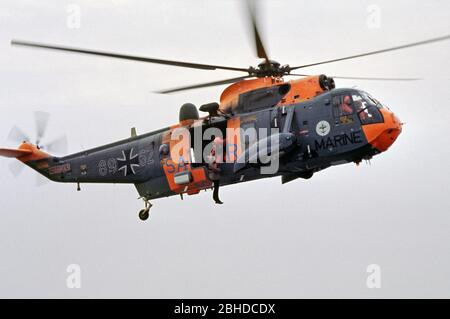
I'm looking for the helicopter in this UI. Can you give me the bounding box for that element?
[1,2,449,221]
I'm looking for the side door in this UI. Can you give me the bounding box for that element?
[161,123,212,196]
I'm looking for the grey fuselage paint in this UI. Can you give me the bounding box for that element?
[26,88,379,201]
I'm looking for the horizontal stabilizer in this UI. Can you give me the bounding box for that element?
[0,148,33,158]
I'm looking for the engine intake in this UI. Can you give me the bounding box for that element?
[319,74,336,91]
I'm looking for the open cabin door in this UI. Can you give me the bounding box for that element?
[161,122,212,196]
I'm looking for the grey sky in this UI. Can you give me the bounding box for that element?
[0,0,449,298]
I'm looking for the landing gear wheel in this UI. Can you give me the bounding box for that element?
[138,197,153,221]
[138,208,149,221]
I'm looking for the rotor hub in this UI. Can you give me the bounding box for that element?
[249,60,290,78]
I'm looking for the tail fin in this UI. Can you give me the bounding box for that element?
[0,148,32,158]
[0,142,51,161]
[0,142,53,177]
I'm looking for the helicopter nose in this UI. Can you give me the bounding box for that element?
[362,109,402,152]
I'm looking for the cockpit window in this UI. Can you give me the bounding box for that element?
[361,91,383,108]
[353,91,383,124]
[332,94,354,124]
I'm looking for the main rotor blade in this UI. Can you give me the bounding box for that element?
[246,0,270,64]
[156,75,252,94]
[289,35,450,70]
[7,126,30,144]
[12,40,249,73]
[34,111,50,145]
[290,73,421,81]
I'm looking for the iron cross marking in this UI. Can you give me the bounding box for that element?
[117,148,139,176]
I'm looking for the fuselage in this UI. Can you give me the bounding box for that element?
[17,87,402,202]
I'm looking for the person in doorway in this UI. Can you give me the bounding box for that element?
[207,136,224,204]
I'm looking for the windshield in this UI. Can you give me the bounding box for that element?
[352,91,384,124]
[360,91,383,108]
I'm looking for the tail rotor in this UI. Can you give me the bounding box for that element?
[5,111,68,185]
[34,111,50,147]
[44,134,68,154]
[7,125,30,144]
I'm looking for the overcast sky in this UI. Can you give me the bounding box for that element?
[0,0,449,298]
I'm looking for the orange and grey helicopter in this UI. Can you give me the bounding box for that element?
[1,3,449,220]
